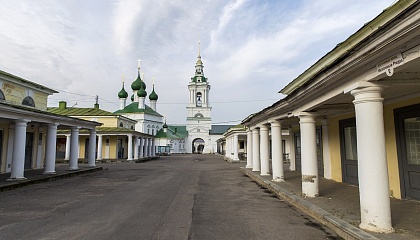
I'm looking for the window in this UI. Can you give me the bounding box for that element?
[194,113,204,118]
[0,90,5,100]
[196,92,202,107]
[119,122,123,127]
[22,96,35,107]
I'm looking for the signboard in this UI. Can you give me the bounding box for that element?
[377,53,404,77]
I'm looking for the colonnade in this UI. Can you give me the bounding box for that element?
[8,122,95,180]
[244,85,393,233]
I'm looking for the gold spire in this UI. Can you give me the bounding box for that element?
[198,40,201,57]
[122,74,125,83]
[137,59,141,70]
[152,76,155,86]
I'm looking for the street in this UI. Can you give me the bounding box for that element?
[0,155,341,240]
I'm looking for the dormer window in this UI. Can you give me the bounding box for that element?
[22,96,35,107]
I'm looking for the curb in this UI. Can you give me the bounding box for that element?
[0,167,103,192]
[240,167,379,240]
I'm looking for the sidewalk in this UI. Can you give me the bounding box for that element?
[241,168,420,240]
[0,164,103,192]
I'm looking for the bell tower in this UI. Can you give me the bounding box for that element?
[186,42,212,152]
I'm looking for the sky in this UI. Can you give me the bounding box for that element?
[0,0,396,125]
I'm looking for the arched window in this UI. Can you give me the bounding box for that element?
[0,90,5,101]
[119,122,123,127]
[131,125,134,130]
[194,113,204,118]
[22,96,35,107]
[196,92,202,107]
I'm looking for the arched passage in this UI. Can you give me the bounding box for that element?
[192,138,205,154]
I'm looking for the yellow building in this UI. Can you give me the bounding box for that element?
[48,101,155,161]
[241,0,420,233]
[0,70,100,179]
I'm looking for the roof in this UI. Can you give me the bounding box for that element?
[0,69,58,94]
[210,125,235,135]
[113,102,163,117]
[48,106,116,116]
[58,127,149,135]
[155,125,188,139]
[0,101,101,128]
[280,0,416,95]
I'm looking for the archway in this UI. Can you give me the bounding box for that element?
[192,138,205,154]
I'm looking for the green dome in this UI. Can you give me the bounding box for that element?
[131,72,146,91]
[131,94,134,102]
[137,83,147,98]
[149,86,158,101]
[118,83,128,98]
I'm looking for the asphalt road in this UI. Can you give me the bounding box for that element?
[0,154,341,240]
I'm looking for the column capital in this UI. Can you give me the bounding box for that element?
[15,118,30,126]
[351,86,384,105]
[297,112,316,123]
[47,123,59,129]
[269,120,282,127]
[89,128,96,134]
[259,124,269,131]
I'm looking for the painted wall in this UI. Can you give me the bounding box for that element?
[0,81,49,110]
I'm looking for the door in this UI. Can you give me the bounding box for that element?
[85,138,89,159]
[117,139,124,159]
[294,132,301,171]
[339,118,358,185]
[24,132,34,169]
[395,104,420,200]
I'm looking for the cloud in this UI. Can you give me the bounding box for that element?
[0,0,395,124]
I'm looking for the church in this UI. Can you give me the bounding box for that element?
[155,46,232,154]
[114,61,164,136]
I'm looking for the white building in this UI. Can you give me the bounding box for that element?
[155,46,233,153]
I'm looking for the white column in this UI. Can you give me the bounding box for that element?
[321,119,332,179]
[64,134,71,160]
[44,123,58,174]
[139,137,144,158]
[299,113,318,197]
[9,119,30,180]
[351,86,393,233]
[134,136,139,160]
[151,138,156,157]
[233,134,239,161]
[144,138,149,157]
[148,138,152,157]
[97,134,103,160]
[127,134,133,161]
[271,121,284,182]
[88,129,96,167]
[68,127,80,170]
[246,129,253,168]
[259,125,270,176]
[252,128,260,172]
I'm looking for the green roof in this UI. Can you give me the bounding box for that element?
[113,102,163,117]
[48,106,117,116]
[191,76,207,83]
[58,127,140,134]
[155,125,188,139]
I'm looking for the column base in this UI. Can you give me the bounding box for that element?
[7,177,27,181]
[87,164,96,168]
[360,223,394,234]
[245,164,253,168]
[260,173,270,176]
[67,167,79,171]
[43,171,56,175]
[252,168,261,172]
[272,177,284,182]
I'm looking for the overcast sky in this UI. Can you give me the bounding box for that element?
[0,0,396,125]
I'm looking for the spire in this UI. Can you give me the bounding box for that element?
[131,60,142,91]
[198,40,201,58]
